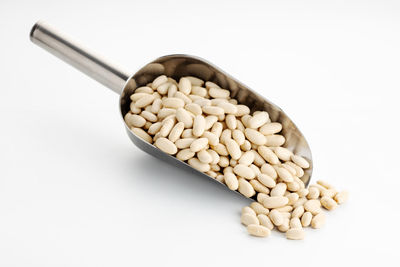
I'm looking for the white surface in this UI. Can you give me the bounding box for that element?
[1,0,399,266]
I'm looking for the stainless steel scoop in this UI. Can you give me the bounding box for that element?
[30,21,313,195]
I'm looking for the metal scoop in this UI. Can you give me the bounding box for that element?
[30,21,313,195]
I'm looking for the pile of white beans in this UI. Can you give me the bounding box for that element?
[125,75,348,240]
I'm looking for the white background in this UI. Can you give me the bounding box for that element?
[1,0,399,266]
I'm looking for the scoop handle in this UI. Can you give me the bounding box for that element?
[30,21,130,94]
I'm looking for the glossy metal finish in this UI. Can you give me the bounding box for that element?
[30,21,313,195]
[30,21,129,94]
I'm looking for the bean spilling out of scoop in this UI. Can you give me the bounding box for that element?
[125,75,348,240]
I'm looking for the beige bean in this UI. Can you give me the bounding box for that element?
[226,115,237,130]
[135,94,155,108]
[162,97,185,109]
[184,76,204,86]
[175,138,195,149]
[197,149,213,164]
[241,213,259,226]
[234,164,255,180]
[301,211,312,227]
[320,196,338,210]
[158,108,176,119]
[274,206,293,213]
[159,118,175,137]
[311,212,326,229]
[245,128,267,146]
[291,155,310,169]
[202,106,224,116]
[190,138,209,152]
[281,163,296,176]
[226,139,242,160]
[238,178,256,198]
[215,174,224,182]
[207,149,220,165]
[178,77,191,95]
[224,172,239,190]
[287,181,301,192]
[265,134,285,147]
[285,161,304,177]
[257,214,274,230]
[269,209,284,226]
[205,81,220,89]
[274,147,293,162]
[191,86,208,97]
[263,196,289,209]
[194,98,211,107]
[232,130,245,146]
[321,188,337,198]
[188,158,210,172]
[334,191,349,204]
[156,82,170,95]
[219,129,231,145]
[236,105,250,116]
[125,114,146,128]
[257,193,269,203]
[257,146,280,165]
[167,84,178,97]
[167,122,184,142]
[250,202,269,215]
[277,219,290,233]
[130,92,150,102]
[181,129,193,138]
[270,183,287,197]
[218,156,229,167]
[238,151,255,166]
[289,217,303,229]
[148,122,162,135]
[204,115,218,130]
[260,163,278,179]
[155,137,178,155]
[287,193,300,205]
[141,111,158,122]
[242,206,256,216]
[176,108,193,128]
[131,127,152,143]
[304,199,322,215]
[297,188,309,198]
[247,224,271,237]
[257,173,276,188]
[307,186,320,199]
[176,149,195,161]
[240,140,252,152]
[211,122,223,137]
[317,180,335,190]
[185,103,202,116]
[293,197,308,208]
[259,122,282,135]
[250,180,270,194]
[174,91,192,104]
[192,115,206,137]
[248,111,269,129]
[212,143,229,156]
[286,228,305,240]
[276,167,294,183]
[209,87,230,99]
[135,86,153,94]
[218,102,238,114]
[130,103,141,114]
[201,131,218,146]
[292,206,305,218]
[152,75,168,89]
